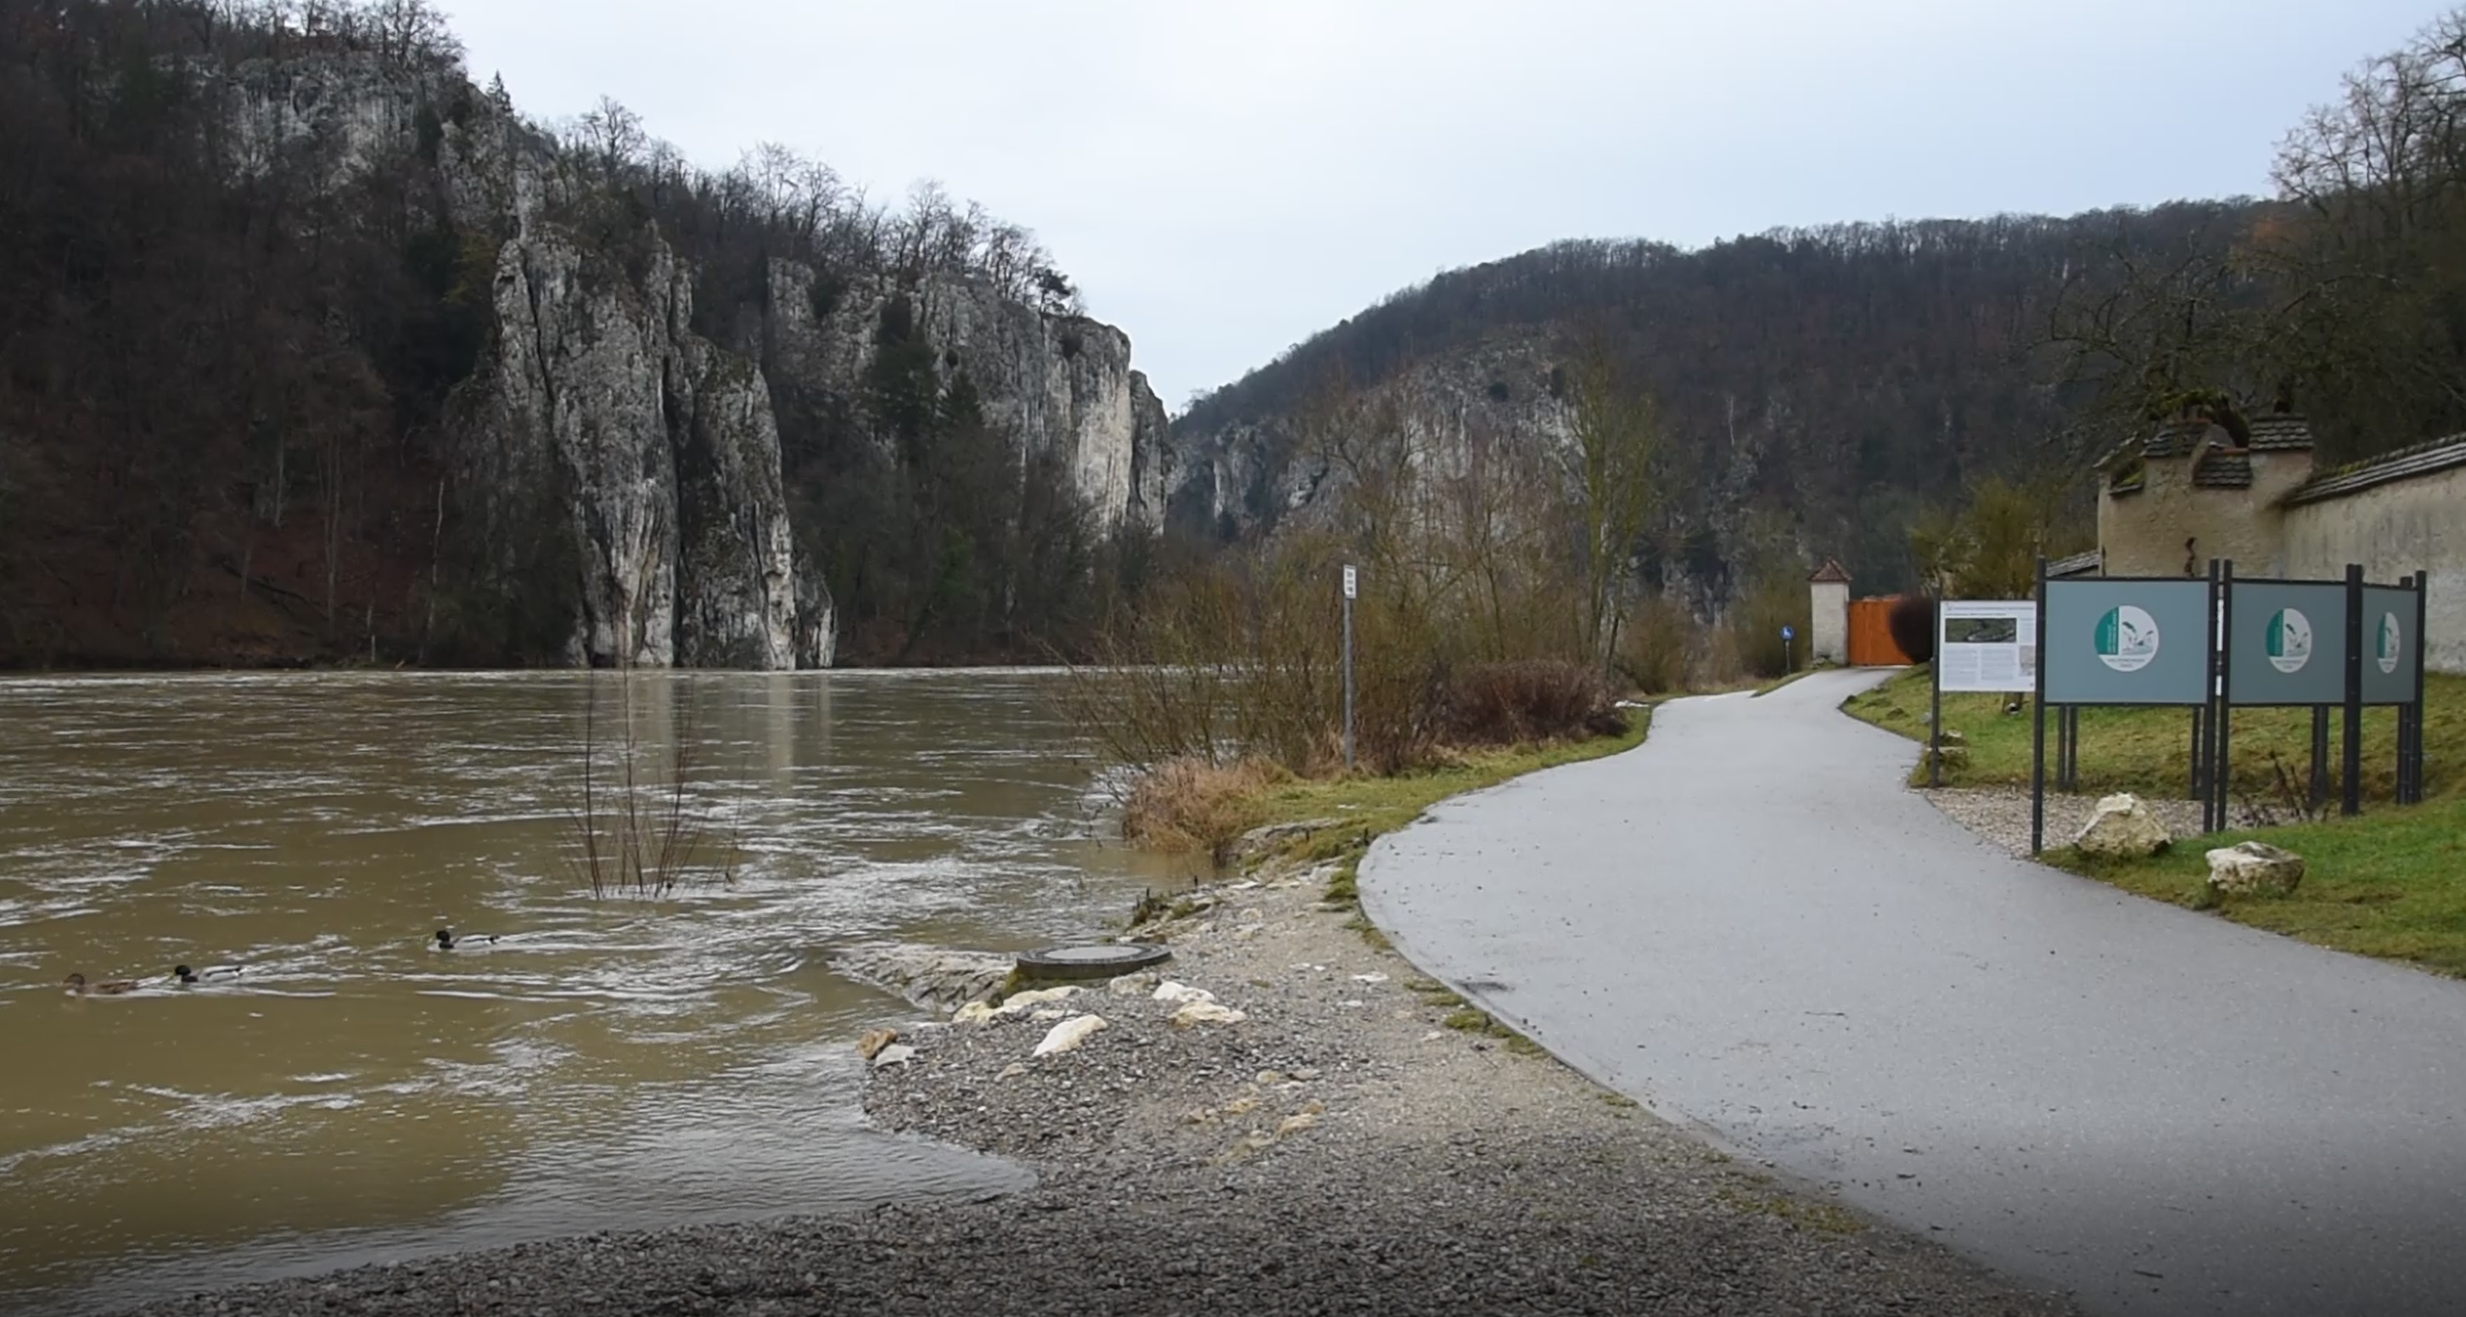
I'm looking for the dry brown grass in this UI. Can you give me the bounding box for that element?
[1120,756,1289,856]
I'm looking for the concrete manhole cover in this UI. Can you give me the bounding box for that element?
[1014,943,1173,980]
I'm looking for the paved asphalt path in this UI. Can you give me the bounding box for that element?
[1359,669,2466,1316]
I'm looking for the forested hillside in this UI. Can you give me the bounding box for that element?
[1171,11,2466,600]
[0,0,1163,668]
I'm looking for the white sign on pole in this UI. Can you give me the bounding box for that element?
[1342,565,1358,600]
[1938,600,2037,693]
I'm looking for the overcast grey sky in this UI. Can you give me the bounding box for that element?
[436,1,2444,410]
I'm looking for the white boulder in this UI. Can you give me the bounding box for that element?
[1153,981,1217,1006]
[1171,1000,1248,1028]
[997,986,1081,1014]
[2074,793,2172,859]
[2206,841,2305,896]
[1032,1014,1108,1057]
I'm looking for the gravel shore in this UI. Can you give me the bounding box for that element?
[109,850,2079,1317]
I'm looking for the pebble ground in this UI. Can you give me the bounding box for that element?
[109,856,2080,1317]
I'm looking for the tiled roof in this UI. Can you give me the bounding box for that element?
[2142,419,2210,459]
[2247,414,2314,450]
[1808,558,1852,584]
[2287,433,2466,505]
[2193,449,2253,488]
[2048,548,2103,578]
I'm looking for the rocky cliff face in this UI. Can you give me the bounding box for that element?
[1166,336,1575,539]
[1165,334,1776,613]
[453,228,813,669]
[216,53,1157,668]
[765,263,1168,532]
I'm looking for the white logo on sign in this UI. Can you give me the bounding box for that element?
[2265,608,2314,675]
[2379,612,2402,675]
[2095,605,2160,673]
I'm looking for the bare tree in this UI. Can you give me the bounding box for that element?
[1557,330,1662,661]
[573,95,646,178]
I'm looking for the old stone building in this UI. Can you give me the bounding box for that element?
[2085,412,2466,673]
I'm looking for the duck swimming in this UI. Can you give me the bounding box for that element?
[63,973,140,996]
[433,929,499,950]
[173,964,242,985]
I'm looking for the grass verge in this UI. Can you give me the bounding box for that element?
[2049,797,2466,976]
[1250,710,1653,911]
[1251,711,1651,858]
[1847,664,2466,976]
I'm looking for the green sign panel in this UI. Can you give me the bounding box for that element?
[2360,584,2422,705]
[2043,579,2214,705]
[2226,581,2348,706]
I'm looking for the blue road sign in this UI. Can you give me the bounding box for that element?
[1782,625,1795,641]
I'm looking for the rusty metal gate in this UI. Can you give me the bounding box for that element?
[1848,598,1916,666]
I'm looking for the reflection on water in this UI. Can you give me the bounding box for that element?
[0,670,1189,1314]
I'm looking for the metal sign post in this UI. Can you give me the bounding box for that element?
[2343,564,2364,817]
[1929,625,1943,789]
[2030,560,2048,854]
[1342,564,1357,773]
[2413,568,2430,802]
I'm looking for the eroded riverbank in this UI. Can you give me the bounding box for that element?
[109,840,2077,1317]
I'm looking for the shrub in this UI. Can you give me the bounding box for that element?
[1615,594,1696,695]
[1120,756,1284,857]
[1445,659,1627,746]
[1726,564,1812,679]
[1887,593,1937,663]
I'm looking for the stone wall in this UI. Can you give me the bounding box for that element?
[2284,462,2466,674]
[2096,441,2314,580]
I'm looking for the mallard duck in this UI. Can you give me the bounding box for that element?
[173,964,242,985]
[433,928,499,950]
[64,972,140,996]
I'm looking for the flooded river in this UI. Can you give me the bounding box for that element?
[0,670,1187,1314]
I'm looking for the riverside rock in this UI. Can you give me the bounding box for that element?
[2073,793,2172,859]
[2206,841,2306,896]
[1170,1001,1248,1028]
[1031,1015,1108,1057]
[830,944,1013,1014]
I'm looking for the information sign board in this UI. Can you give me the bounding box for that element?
[1937,600,2036,693]
[2042,579,2212,706]
[2225,581,2348,706]
[2360,584,2422,705]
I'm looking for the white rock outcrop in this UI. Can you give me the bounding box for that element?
[2206,841,2306,896]
[215,54,1162,671]
[454,227,807,669]
[764,263,1168,534]
[2074,793,2172,859]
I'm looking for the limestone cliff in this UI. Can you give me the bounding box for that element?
[452,227,812,669]
[1165,333,1777,613]
[764,263,1167,532]
[214,50,1161,668]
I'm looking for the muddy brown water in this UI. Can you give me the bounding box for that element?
[0,670,1190,1315]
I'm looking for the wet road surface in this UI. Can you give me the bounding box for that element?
[1360,669,2466,1316]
